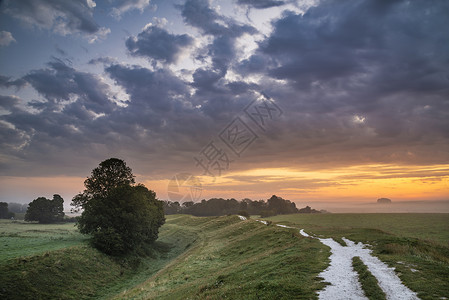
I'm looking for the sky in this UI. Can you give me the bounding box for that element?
[0,0,448,211]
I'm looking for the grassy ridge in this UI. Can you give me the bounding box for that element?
[268,213,449,299]
[117,215,329,299]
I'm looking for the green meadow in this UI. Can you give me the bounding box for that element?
[0,221,87,263]
[1,213,448,299]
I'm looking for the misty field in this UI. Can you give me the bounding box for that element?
[1,214,448,299]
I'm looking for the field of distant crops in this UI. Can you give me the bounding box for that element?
[1,214,448,299]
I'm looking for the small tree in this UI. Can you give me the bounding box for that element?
[25,195,65,223]
[72,158,165,255]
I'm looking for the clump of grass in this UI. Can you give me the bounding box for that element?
[334,237,347,246]
[352,256,386,300]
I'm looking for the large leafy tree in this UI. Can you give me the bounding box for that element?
[72,158,165,256]
[25,194,65,223]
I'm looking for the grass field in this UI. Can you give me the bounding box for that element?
[1,213,448,299]
[267,213,449,299]
[0,220,87,263]
[267,213,449,246]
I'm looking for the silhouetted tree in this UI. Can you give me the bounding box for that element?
[25,195,64,223]
[182,201,194,209]
[163,201,181,214]
[161,196,321,217]
[298,206,321,213]
[72,158,135,211]
[267,195,298,215]
[0,202,14,219]
[72,158,165,256]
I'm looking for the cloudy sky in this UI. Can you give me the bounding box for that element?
[1,0,448,209]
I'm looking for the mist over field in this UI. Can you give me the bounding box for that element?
[310,200,449,213]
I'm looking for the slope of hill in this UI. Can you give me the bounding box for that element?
[116,215,329,299]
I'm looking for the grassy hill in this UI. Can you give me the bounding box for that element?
[1,214,448,299]
[116,215,328,299]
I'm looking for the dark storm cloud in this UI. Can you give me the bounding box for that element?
[1,0,448,180]
[172,0,261,125]
[1,57,211,176]
[181,0,255,72]
[255,0,449,95]
[2,0,101,35]
[0,95,19,110]
[0,75,27,89]
[88,57,117,66]
[180,0,227,35]
[232,0,449,168]
[237,0,286,9]
[23,59,115,114]
[106,64,189,112]
[180,0,256,36]
[126,25,193,64]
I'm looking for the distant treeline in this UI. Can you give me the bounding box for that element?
[0,201,78,222]
[163,195,323,217]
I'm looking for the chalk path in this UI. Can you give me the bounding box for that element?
[298,229,420,300]
[246,220,419,300]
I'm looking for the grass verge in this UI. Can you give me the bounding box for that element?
[352,256,386,300]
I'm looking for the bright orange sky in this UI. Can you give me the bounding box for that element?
[3,163,447,212]
[143,163,449,202]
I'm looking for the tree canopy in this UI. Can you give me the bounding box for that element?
[25,194,64,223]
[72,158,165,256]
